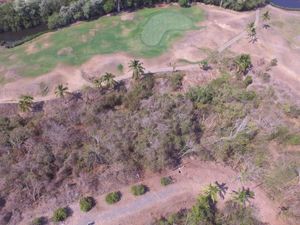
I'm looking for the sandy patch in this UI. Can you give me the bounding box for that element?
[57,47,73,56]
[293,35,300,47]
[25,33,52,54]
[121,12,135,21]
[89,29,97,37]
[0,64,89,103]
[26,44,38,54]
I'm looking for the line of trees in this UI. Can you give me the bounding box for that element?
[0,0,269,33]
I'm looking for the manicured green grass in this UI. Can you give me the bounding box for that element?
[141,11,194,46]
[0,6,204,78]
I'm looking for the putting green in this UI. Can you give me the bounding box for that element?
[141,12,194,46]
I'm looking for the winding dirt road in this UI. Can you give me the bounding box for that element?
[55,160,284,225]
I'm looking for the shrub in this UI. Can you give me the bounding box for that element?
[243,76,253,87]
[286,134,300,145]
[187,86,214,104]
[117,64,124,72]
[94,93,122,112]
[170,73,184,91]
[235,54,252,75]
[52,207,68,222]
[123,75,154,111]
[79,196,94,212]
[283,104,300,118]
[270,126,289,141]
[222,201,263,225]
[105,191,121,204]
[200,60,210,70]
[131,184,147,196]
[160,176,173,186]
[31,217,43,225]
[179,0,189,7]
[270,58,278,67]
[103,0,115,13]
[47,13,62,30]
[236,90,256,101]
[261,72,271,82]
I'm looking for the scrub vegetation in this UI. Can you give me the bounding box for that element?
[0,52,299,224]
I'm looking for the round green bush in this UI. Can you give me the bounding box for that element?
[105,191,121,204]
[131,184,147,196]
[52,207,68,222]
[79,197,95,212]
[31,217,43,225]
[160,176,173,186]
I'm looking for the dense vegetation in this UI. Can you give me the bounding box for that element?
[154,183,263,225]
[0,0,268,33]
[0,53,299,224]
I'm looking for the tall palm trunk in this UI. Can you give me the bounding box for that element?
[116,0,121,13]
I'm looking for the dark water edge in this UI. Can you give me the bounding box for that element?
[0,24,48,48]
[271,0,300,9]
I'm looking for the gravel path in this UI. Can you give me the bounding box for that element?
[62,160,284,225]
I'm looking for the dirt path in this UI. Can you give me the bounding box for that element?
[218,9,259,53]
[0,64,202,104]
[26,160,283,225]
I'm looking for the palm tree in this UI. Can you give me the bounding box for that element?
[262,11,270,29]
[235,54,252,75]
[55,84,69,98]
[247,22,255,33]
[200,60,210,71]
[101,72,118,89]
[247,21,257,43]
[18,95,34,112]
[203,183,222,203]
[232,187,255,206]
[129,59,145,81]
[93,78,103,89]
